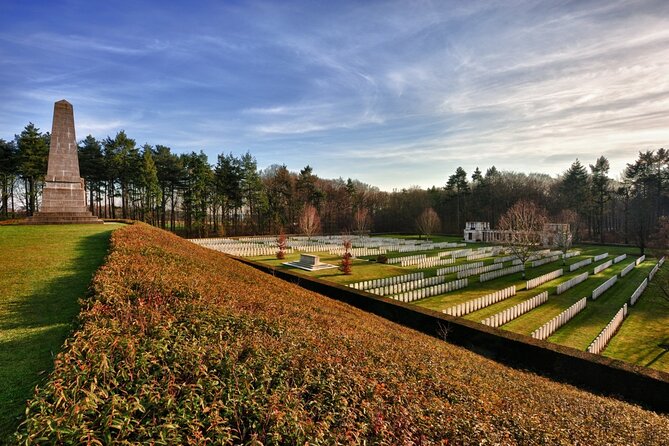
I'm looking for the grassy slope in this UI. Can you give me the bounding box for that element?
[0,224,117,441]
[16,224,669,444]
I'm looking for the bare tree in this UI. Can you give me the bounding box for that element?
[353,207,371,236]
[416,207,441,240]
[498,199,548,278]
[299,204,321,240]
[553,209,576,264]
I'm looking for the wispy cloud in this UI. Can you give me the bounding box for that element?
[0,0,667,190]
[1,32,148,56]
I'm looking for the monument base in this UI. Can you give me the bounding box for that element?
[28,178,103,224]
[29,211,103,224]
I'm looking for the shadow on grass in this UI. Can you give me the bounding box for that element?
[0,229,112,444]
[646,343,669,368]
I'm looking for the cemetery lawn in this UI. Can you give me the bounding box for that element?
[0,224,118,441]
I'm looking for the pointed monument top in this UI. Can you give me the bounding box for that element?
[46,99,79,181]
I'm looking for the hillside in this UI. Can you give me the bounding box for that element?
[16,224,669,444]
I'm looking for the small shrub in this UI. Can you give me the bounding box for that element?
[376,254,388,264]
[276,231,287,260]
[339,238,353,274]
[340,252,353,274]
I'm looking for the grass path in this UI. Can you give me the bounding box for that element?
[0,224,118,441]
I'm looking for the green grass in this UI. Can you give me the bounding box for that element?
[0,224,118,442]
[604,269,669,370]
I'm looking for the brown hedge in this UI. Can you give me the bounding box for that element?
[15,223,669,444]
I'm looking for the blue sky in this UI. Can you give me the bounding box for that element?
[1,0,667,190]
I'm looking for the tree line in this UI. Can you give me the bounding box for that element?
[1,123,666,249]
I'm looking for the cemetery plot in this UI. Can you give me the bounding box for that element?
[569,258,592,271]
[443,286,516,317]
[592,275,617,300]
[480,264,524,282]
[531,298,587,340]
[392,279,468,303]
[203,234,666,371]
[531,254,560,268]
[587,304,628,354]
[481,291,549,328]
[629,279,648,306]
[593,252,609,262]
[365,275,446,296]
[456,263,502,278]
[526,269,563,290]
[451,252,655,356]
[649,256,666,280]
[593,259,613,274]
[620,262,635,277]
[193,234,466,259]
[359,244,665,371]
[349,272,424,291]
[563,250,580,259]
[556,272,588,294]
[436,261,484,275]
[357,249,564,306]
[543,259,655,351]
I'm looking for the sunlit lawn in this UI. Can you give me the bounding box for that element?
[604,270,669,371]
[0,224,118,441]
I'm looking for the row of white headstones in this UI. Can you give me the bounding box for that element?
[195,236,663,356]
[192,235,465,257]
[347,247,664,356]
[350,249,597,298]
[349,248,562,302]
[537,256,663,352]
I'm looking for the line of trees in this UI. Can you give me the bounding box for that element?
[1,126,383,236]
[376,154,669,252]
[1,123,667,250]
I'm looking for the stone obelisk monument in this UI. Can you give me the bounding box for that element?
[29,100,102,224]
